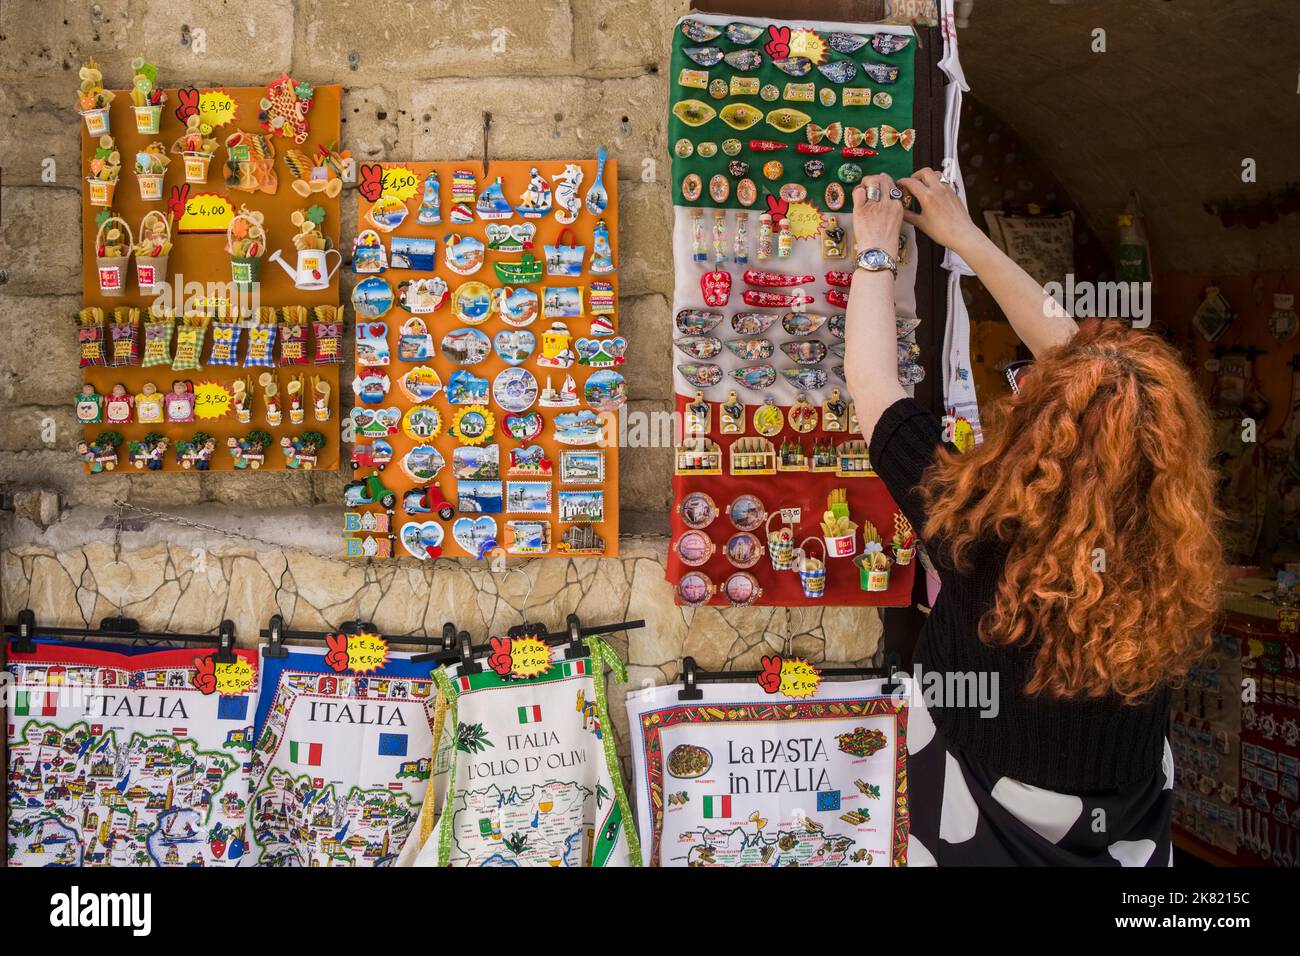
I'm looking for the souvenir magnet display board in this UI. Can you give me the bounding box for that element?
[78,76,342,472]
[248,645,445,867]
[6,639,260,867]
[347,160,621,560]
[626,677,909,866]
[667,15,918,606]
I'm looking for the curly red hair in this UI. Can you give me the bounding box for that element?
[921,320,1223,702]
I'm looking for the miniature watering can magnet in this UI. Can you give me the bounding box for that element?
[269,247,341,290]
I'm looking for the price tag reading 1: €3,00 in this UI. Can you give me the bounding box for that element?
[509,637,551,679]
[347,632,390,674]
[778,658,823,700]
[213,658,255,696]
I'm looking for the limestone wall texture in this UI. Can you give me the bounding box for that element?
[0,0,885,759]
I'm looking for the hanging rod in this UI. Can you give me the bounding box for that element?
[5,609,237,662]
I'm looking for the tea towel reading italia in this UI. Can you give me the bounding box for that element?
[404,637,639,866]
[626,678,910,866]
[248,645,445,866]
[6,639,259,867]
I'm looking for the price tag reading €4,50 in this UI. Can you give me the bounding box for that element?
[213,657,255,696]
[508,636,551,679]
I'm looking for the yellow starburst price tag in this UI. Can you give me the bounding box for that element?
[381,165,420,201]
[347,632,390,674]
[778,658,822,699]
[193,381,232,420]
[509,636,551,678]
[214,658,254,696]
[197,90,238,128]
[786,201,824,240]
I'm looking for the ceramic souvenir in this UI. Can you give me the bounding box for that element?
[486,222,536,253]
[349,272,396,319]
[514,167,552,218]
[575,336,626,367]
[553,409,605,445]
[503,410,544,443]
[782,340,828,365]
[493,367,539,413]
[475,177,513,220]
[537,322,575,369]
[443,234,485,276]
[678,490,718,530]
[681,18,721,41]
[351,229,387,274]
[495,286,540,328]
[453,281,494,325]
[676,309,722,335]
[366,194,408,233]
[725,338,774,362]
[352,370,392,405]
[537,374,580,408]
[782,311,828,335]
[553,163,584,224]
[584,145,609,216]
[448,405,495,445]
[401,521,446,560]
[678,363,723,388]
[416,171,441,225]
[397,317,435,362]
[732,364,777,390]
[584,370,626,412]
[441,327,491,365]
[390,235,438,271]
[675,570,715,607]
[719,391,744,434]
[677,335,724,360]
[355,322,390,366]
[781,367,828,391]
[493,328,536,365]
[446,370,490,405]
[400,366,443,404]
[494,253,544,284]
[401,444,447,483]
[753,398,784,436]
[675,530,715,568]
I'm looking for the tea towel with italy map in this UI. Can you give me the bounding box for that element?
[247,644,447,866]
[626,676,911,866]
[402,636,639,866]
[6,639,259,867]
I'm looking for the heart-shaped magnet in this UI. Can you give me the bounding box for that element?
[503,410,544,443]
[400,521,445,560]
[452,515,498,559]
[575,336,627,367]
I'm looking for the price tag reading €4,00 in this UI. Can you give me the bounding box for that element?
[213,658,255,696]
[346,632,390,674]
[509,636,551,679]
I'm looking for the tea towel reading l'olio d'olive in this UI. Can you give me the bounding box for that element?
[401,637,640,867]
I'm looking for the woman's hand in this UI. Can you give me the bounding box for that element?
[852,174,906,254]
[897,167,982,254]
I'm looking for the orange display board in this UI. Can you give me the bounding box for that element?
[347,160,620,560]
[78,83,342,472]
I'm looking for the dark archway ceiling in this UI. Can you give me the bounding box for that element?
[957,0,1300,274]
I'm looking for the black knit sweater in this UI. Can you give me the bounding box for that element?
[869,397,1169,793]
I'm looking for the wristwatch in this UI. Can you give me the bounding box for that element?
[855,247,898,275]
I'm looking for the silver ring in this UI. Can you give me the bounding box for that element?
[889,186,904,201]
[866,184,881,202]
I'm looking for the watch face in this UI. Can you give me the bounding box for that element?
[859,249,890,270]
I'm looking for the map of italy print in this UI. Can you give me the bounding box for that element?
[6,640,259,867]
[247,645,444,867]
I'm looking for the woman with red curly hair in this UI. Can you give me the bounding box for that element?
[845,169,1222,866]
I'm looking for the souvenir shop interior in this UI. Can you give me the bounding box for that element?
[1,0,1298,872]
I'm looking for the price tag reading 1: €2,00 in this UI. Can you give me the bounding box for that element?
[213,658,255,696]
[347,632,390,674]
[509,637,551,679]
[778,658,822,700]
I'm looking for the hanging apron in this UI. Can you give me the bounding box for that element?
[405,636,639,867]
[625,676,911,866]
[6,638,260,867]
[246,645,446,866]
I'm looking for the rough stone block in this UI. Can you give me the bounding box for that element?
[0,188,81,295]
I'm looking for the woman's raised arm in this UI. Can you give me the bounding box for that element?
[898,167,1078,357]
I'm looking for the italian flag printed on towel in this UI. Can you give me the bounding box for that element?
[249,645,448,868]
[289,741,323,766]
[517,704,543,724]
[702,795,732,819]
[5,639,260,868]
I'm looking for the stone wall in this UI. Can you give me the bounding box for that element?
[0,0,886,759]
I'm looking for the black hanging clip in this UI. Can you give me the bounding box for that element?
[11,608,37,654]
[457,629,480,674]
[214,619,238,665]
[507,621,548,642]
[563,613,585,660]
[98,615,140,635]
[441,621,457,652]
[678,656,703,701]
[264,613,289,659]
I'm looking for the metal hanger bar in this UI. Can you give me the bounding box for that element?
[684,665,891,683]
[4,625,223,646]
